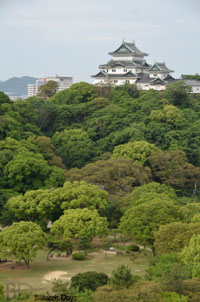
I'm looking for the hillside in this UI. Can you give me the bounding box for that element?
[0,76,38,96]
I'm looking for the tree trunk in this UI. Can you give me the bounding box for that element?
[151,246,156,257]
[46,248,55,260]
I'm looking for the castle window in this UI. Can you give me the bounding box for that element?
[114,80,118,83]
[153,74,157,77]
[124,69,127,72]
[125,80,130,83]
[112,69,116,72]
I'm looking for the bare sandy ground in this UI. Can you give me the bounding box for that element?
[43,271,71,283]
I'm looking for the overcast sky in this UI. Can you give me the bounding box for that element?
[0,0,200,83]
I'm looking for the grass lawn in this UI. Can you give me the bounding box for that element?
[0,248,150,295]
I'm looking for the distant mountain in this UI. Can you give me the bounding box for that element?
[0,76,38,97]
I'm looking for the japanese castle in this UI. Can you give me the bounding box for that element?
[92,40,176,91]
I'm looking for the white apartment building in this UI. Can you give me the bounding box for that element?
[27,74,73,97]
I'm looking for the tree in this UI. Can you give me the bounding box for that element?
[85,104,132,141]
[109,83,140,103]
[155,222,200,255]
[112,141,160,165]
[146,253,182,282]
[0,221,47,267]
[164,81,191,107]
[178,203,200,223]
[60,181,109,212]
[36,136,66,169]
[71,271,108,292]
[149,105,185,128]
[110,265,134,289]
[78,231,92,254]
[182,74,200,81]
[93,281,164,302]
[0,91,11,105]
[91,97,110,111]
[4,148,65,193]
[120,200,179,255]
[121,182,177,208]
[6,181,109,224]
[181,234,200,278]
[0,137,65,194]
[50,81,97,104]
[46,237,73,260]
[51,208,109,239]
[147,150,200,193]
[67,158,152,198]
[52,129,96,168]
[37,80,58,98]
[162,292,188,302]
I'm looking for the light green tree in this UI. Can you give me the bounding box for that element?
[112,140,160,165]
[121,182,177,208]
[60,181,109,212]
[155,222,200,254]
[0,221,47,267]
[51,208,109,239]
[181,234,200,278]
[50,81,97,104]
[6,181,109,223]
[120,200,179,255]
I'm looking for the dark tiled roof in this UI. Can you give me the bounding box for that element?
[91,71,108,78]
[99,60,136,68]
[149,78,166,85]
[136,73,151,83]
[91,71,137,78]
[183,79,200,86]
[163,75,176,83]
[99,59,150,69]
[109,41,148,57]
[148,62,173,73]
[136,74,177,85]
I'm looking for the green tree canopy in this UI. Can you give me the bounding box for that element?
[0,91,11,105]
[110,265,134,289]
[67,158,151,198]
[52,129,96,168]
[120,199,179,254]
[178,203,200,223]
[121,182,177,208]
[38,80,59,98]
[6,181,108,223]
[181,234,200,278]
[0,221,47,266]
[112,141,160,165]
[51,208,109,239]
[149,105,185,128]
[155,222,200,254]
[71,271,108,292]
[147,150,200,193]
[164,81,191,107]
[50,82,97,104]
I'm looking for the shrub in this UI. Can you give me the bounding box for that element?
[127,244,140,252]
[110,265,134,289]
[72,253,85,260]
[71,271,108,292]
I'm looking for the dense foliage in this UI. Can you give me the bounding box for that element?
[1,81,200,301]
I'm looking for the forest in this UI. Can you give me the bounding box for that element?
[1,80,200,301]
